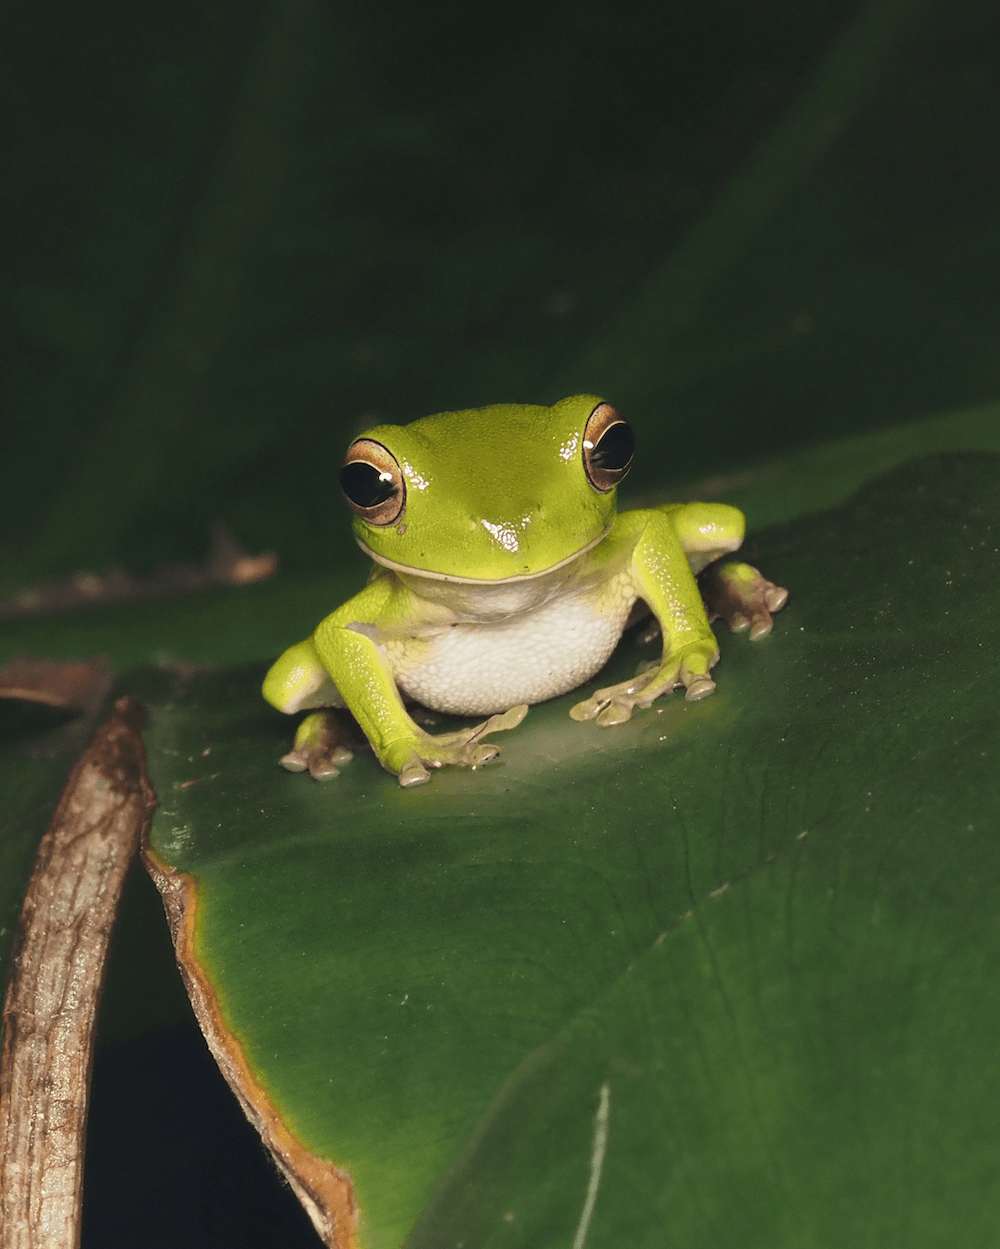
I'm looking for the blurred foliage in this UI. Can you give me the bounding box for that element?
[5,0,999,589]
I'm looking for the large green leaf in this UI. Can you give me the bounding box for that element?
[141,450,999,1245]
[409,713,1000,1248]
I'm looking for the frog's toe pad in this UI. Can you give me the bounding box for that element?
[469,742,502,767]
[280,748,342,781]
[765,584,789,614]
[309,748,353,781]
[595,697,634,727]
[569,694,602,722]
[399,757,431,787]
[684,676,716,701]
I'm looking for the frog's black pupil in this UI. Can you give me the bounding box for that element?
[341,461,397,509]
[591,422,634,470]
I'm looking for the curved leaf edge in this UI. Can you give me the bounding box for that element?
[140,839,359,1249]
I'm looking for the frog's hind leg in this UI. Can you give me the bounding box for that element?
[699,562,789,639]
[666,501,746,572]
[660,501,788,637]
[637,502,787,643]
[263,637,354,779]
[664,497,789,634]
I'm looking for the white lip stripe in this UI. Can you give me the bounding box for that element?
[572,1082,611,1249]
[355,525,611,585]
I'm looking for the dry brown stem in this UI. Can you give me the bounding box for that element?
[0,698,156,1249]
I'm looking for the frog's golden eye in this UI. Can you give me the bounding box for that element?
[341,439,406,525]
[582,402,634,492]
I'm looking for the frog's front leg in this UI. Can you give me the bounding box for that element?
[385,704,529,788]
[312,617,526,787]
[265,630,526,787]
[262,638,355,779]
[571,509,720,727]
[570,636,719,726]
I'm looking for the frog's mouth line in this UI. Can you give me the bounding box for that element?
[355,526,611,585]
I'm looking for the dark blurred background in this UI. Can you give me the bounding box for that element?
[4,0,998,593]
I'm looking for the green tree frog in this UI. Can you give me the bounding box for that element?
[263,395,787,787]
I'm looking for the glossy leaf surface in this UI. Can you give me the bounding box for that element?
[143,451,999,1245]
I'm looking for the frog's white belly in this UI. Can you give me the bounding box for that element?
[384,587,636,717]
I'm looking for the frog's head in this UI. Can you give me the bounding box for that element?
[339,395,634,582]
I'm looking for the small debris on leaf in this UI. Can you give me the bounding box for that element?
[0,524,277,621]
[0,655,111,712]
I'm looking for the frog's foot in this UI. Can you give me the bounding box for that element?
[700,561,788,640]
[388,704,530,788]
[280,711,355,781]
[570,639,719,727]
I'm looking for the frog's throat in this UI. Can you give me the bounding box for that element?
[355,526,612,585]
